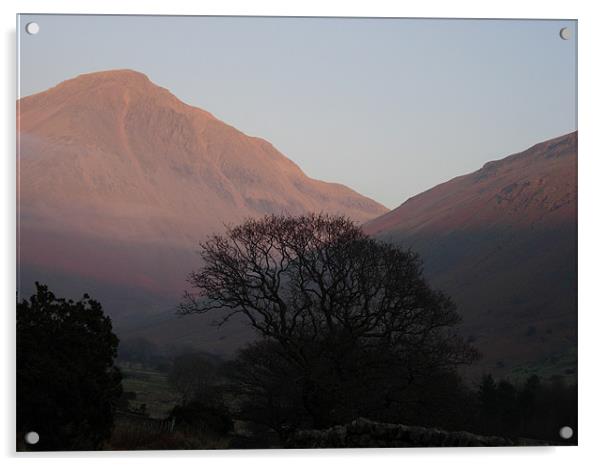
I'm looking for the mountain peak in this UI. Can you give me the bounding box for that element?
[47,69,167,105]
[20,69,182,113]
[18,69,388,262]
[59,69,152,89]
[18,68,220,152]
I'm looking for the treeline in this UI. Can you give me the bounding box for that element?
[471,374,576,441]
[151,348,576,446]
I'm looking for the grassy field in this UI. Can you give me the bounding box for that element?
[108,363,240,449]
[119,363,180,418]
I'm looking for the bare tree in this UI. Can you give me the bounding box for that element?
[180,214,478,427]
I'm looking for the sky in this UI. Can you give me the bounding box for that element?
[18,15,577,209]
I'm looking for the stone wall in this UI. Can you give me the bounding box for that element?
[287,418,547,448]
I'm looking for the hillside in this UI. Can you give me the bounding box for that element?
[365,132,577,377]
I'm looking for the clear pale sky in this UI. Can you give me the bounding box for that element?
[18,15,577,208]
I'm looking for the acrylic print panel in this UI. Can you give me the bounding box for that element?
[16,14,577,451]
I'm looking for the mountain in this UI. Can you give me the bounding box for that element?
[17,69,387,351]
[365,132,577,378]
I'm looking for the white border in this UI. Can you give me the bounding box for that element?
[2,1,601,465]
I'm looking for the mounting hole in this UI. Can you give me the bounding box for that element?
[559,426,573,439]
[24,431,40,445]
[559,27,571,40]
[25,22,40,35]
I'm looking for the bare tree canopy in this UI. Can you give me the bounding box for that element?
[181,214,478,429]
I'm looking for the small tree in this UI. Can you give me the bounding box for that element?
[181,214,478,428]
[17,283,122,450]
[168,353,218,403]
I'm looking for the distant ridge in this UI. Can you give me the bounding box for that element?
[365,132,577,375]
